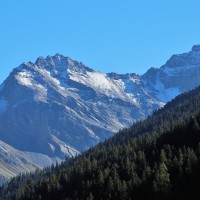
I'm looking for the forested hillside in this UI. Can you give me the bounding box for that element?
[1,86,200,200]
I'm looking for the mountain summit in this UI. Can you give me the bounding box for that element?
[192,44,200,51]
[0,45,200,160]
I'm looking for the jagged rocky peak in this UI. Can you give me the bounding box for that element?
[35,56,47,67]
[163,45,200,68]
[192,44,200,51]
[34,54,93,74]
[35,54,69,72]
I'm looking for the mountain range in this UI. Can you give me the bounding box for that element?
[0,45,200,182]
[1,67,200,200]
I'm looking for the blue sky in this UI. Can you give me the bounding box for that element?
[0,0,200,83]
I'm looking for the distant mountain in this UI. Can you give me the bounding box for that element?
[0,45,200,161]
[142,44,200,102]
[1,75,200,200]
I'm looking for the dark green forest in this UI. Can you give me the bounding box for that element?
[1,87,200,200]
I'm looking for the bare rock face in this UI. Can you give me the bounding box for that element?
[0,139,61,184]
[0,45,200,161]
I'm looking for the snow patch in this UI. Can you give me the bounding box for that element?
[68,69,126,99]
[85,127,99,139]
[16,70,48,102]
[48,143,55,152]
[16,71,33,86]
[51,134,79,157]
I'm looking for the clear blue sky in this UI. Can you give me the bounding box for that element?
[0,0,200,84]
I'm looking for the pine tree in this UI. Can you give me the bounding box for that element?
[153,162,171,199]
